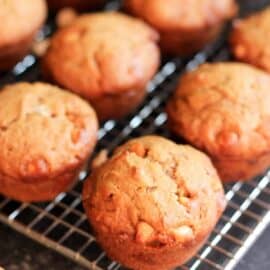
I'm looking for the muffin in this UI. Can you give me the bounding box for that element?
[125,0,238,56]
[230,7,270,73]
[167,62,270,182]
[42,12,160,121]
[83,136,226,270]
[0,82,98,202]
[0,0,47,71]
[46,0,105,12]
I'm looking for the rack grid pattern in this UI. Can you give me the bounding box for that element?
[0,1,270,269]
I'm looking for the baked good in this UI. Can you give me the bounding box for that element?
[125,0,238,56]
[83,136,225,270]
[46,0,105,12]
[0,0,47,71]
[42,12,160,121]
[167,62,270,182]
[230,7,270,73]
[0,82,98,202]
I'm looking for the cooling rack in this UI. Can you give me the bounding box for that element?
[0,1,270,269]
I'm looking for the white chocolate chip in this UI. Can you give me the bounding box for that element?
[32,105,51,117]
[179,196,189,206]
[170,225,194,242]
[136,222,155,244]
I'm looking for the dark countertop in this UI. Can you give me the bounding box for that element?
[0,222,269,270]
[0,224,84,270]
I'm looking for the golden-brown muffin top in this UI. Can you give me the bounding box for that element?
[125,0,238,31]
[230,7,270,73]
[0,0,47,46]
[167,62,270,160]
[83,136,225,247]
[0,82,98,180]
[43,12,160,99]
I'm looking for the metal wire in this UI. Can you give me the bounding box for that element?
[0,1,270,270]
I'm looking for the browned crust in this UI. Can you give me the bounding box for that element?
[95,233,208,270]
[125,0,238,31]
[90,87,147,121]
[159,23,223,56]
[212,152,270,181]
[43,67,148,121]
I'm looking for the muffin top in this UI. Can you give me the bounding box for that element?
[83,136,225,246]
[0,82,98,180]
[125,0,237,32]
[0,0,47,46]
[43,12,160,99]
[167,62,270,160]
[230,8,270,73]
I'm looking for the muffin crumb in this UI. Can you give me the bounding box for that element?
[170,226,194,242]
[135,222,155,244]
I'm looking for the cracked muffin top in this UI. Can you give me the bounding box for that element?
[167,62,270,161]
[42,12,160,99]
[0,0,47,47]
[125,0,237,31]
[83,136,225,246]
[230,7,270,73]
[0,82,98,180]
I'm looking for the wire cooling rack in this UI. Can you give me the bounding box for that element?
[0,1,270,269]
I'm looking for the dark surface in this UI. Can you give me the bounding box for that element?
[0,223,85,270]
[236,224,270,270]
[0,222,269,270]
